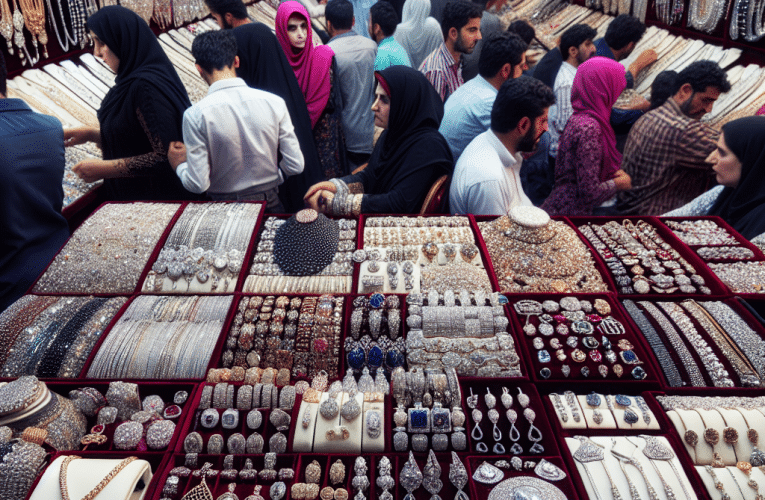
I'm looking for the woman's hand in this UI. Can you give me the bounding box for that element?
[304,181,336,202]
[613,169,632,191]
[305,189,334,213]
[64,127,100,147]
[72,159,119,183]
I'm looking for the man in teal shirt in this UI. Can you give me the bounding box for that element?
[369,1,411,71]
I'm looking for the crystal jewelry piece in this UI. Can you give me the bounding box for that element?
[572,436,607,500]
[524,408,543,442]
[449,452,469,500]
[489,409,501,441]
[422,450,443,499]
[484,388,496,409]
[471,409,483,440]
[500,387,513,409]
[466,388,478,409]
[472,462,504,485]
[400,452,423,500]
[517,388,529,408]
[393,430,408,451]
[610,439,659,500]
[506,409,521,441]
[511,457,522,471]
[476,442,489,453]
[564,391,581,423]
[366,410,381,439]
[638,434,692,500]
[409,402,432,433]
[510,443,523,455]
[534,460,566,482]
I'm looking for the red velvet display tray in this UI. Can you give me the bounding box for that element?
[506,293,662,385]
[471,215,619,296]
[567,216,730,299]
[614,296,765,390]
[138,201,267,296]
[42,381,199,454]
[78,292,238,381]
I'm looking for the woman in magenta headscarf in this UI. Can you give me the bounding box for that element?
[276,1,346,179]
[542,57,632,216]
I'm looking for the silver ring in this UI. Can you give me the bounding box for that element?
[221,409,239,429]
[476,441,489,453]
[493,443,506,454]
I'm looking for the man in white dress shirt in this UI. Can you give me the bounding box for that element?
[169,30,304,212]
[450,76,554,215]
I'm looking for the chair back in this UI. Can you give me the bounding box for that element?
[419,175,450,214]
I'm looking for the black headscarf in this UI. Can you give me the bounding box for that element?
[708,116,765,239]
[87,6,192,201]
[233,22,323,212]
[345,65,452,213]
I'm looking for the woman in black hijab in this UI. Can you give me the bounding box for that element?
[665,116,765,241]
[64,5,193,201]
[233,22,323,213]
[707,116,765,239]
[304,65,453,214]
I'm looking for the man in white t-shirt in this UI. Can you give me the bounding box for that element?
[450,76,554,215]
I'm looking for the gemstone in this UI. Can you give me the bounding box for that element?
[561,365,571,377]
[498,295,509,305]
[566,337,578,348]
[631,366,647,380]
[539,323,554,336]
[598,365,608,377]
[605,350,617,363]
[553,315,566,323]
[601,337,611,350]
[586,314,602,323]
[164,405,181,418]
[556,324,569,335]
[550,338,562,349]
[369,293,386,308]
[586,393,601,407]
[581,366,590,377]
[538,350,551,363]
[533,337,544,349]
[620,350,640,364]
[615,395,631,407]
[91,424,105,434]
[410,409,428,428]
[347,348,365,370]
[624,408,640,424]
[367,346,384,368]
[539,368,551,379]
[614,364,624,377]
[589,351,602,362]
[582,337,599,349]
[385,349,405,369]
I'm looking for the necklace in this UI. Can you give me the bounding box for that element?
[44,0,76,51]
[17,0,47,60]
[59,455,138,500]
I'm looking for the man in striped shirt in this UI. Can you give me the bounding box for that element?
[618,61,730,215]
[419,1,482,102]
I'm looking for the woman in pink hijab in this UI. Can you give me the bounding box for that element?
[276,1,346,178]
[542,57,632,216]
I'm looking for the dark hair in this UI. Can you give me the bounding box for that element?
[559,23,596,58]
[604,14,646,50]
[204,0,248,19]
[650,70,678,109]
[677,60,731,94]
[369,1,398,37]
[325,0,354,30]
[479,32,527,79]
[0,50,6,97]
[507,19,535,46]
[491,75,555,133]
[441,1,482,40]
[192,30,238,73]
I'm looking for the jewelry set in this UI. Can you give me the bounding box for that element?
[579,219,711,296]
[392,366,466,453]
[145,203,261,294]
[345,294,405,377]
[405,291,522,378]
[513,297,648,381]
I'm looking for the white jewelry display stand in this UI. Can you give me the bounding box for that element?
[566,436,695,500]
[577,394,615,429]
[311,391,345,453]
[333,391,364,453]
[30,455,152,500]
[612,396,660,431]
[696,465,765,500]
[667,409,704,464]
[292,399,320,452]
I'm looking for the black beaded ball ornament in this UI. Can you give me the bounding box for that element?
[274,209,340,276]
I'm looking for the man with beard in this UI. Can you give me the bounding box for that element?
[205,0,251,28]
[449,76,554,215]
[547,24,597,164]
[618,61,730,215]
[419,1,482,101]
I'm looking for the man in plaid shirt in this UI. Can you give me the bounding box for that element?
[617,61,730,215]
